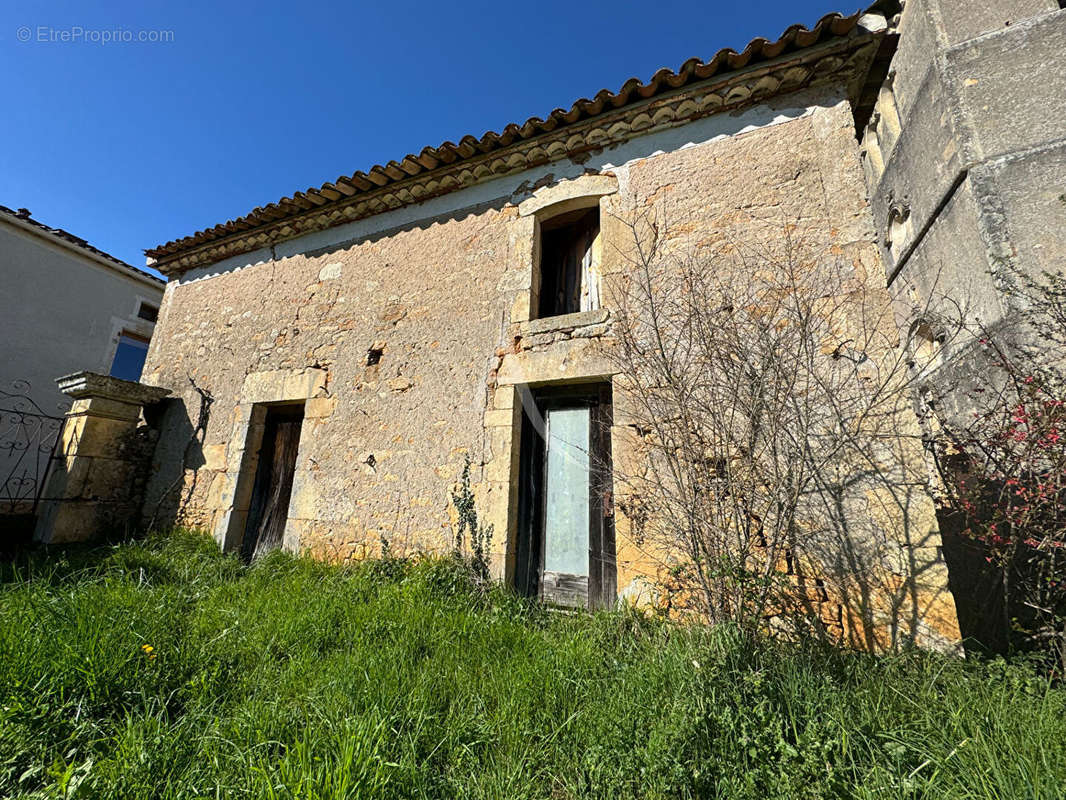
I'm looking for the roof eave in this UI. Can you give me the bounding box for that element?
[151,12,887,277]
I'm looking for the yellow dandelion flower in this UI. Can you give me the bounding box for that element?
[141,644,154,654]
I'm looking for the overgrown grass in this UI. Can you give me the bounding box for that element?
[1,531,1064,799]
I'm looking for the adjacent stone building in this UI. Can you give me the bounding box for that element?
[859,0,1066,645]
[862,0,1066,315]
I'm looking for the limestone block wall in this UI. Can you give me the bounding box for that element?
[142,199,516,554]
[142,87,960,649]
[861,0,1066,336]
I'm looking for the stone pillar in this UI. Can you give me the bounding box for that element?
[34,372,169,544]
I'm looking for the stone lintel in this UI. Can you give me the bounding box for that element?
[518,175,618,218]
[497,338,616,386]
[240,367,329,404]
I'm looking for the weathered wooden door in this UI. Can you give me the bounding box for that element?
[241,404,303,561]
[541,404,593,606]
[516,385,615,609]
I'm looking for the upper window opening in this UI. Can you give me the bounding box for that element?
[109,331,150,382]
[137,302,159,323]
[536,206,601,319]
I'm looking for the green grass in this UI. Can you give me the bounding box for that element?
[1,531,1064,799]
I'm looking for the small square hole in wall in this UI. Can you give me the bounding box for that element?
[366,346,383,366]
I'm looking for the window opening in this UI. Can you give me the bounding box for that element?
[109,331,150,382]
[536,206,600,318]
[137,302,159,323]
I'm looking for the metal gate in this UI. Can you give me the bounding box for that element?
[0,380,64,517]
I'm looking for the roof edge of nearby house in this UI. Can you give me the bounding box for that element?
[148,8,895,277]
[1,205,165,289]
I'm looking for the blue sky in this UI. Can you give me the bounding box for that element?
[1,0,855,275]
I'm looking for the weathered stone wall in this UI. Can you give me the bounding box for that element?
[142,199,516,553]
[142,86,960,649]
[862,0,1065,336]
[592,95,957,649]
[858,0,1064,650]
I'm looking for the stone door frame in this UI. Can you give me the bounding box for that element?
[213,368,331,553]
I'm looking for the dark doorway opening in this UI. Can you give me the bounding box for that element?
[939,506,1066,659]
[241,403,304,562]
[515,383,615,609]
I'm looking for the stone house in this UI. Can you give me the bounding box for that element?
[34,1,1066,650]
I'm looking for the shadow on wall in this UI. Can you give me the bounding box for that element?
[605,206,963,652]
[937,509,1064,659]
[141,394,208,533]
[789,461,959,652]
[937,512,1011,654]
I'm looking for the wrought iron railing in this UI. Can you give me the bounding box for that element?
[0,380,64,515]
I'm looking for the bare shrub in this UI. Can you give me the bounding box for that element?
[608,209,950,647]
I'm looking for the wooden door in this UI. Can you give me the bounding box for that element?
[516,385,615,609]
[242,404,304,561]
[588,384,616,610]
[540,404,594,606]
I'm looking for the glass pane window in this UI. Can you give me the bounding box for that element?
[109,333,149,382]
[543,407,591,577]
